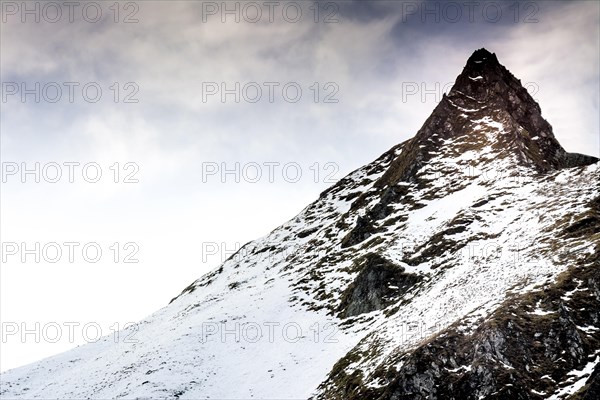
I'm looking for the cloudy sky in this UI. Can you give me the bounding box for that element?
[1,0,598,372]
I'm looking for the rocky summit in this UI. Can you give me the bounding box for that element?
[1,48,598,400]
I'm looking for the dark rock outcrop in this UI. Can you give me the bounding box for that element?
[338,253,422,318]
[562,153,600,169]
[341,216,378,248]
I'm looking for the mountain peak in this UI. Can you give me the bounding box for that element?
[370,48,597,194]
[440,49,597,171]
[450,48,516,102]
[466,47,498,65]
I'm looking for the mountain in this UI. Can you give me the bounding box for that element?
[1,48,598,400]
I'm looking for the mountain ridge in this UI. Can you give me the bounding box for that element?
[1,48,598,400]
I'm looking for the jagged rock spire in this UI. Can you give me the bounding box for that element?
[339,49,598,249]
[451,48,518,102]
[391,48,598,180]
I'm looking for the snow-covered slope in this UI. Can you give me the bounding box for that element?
[2,48,599,400]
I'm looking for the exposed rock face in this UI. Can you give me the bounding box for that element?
[562,153,600,169]
[1,48,598,400]
[341,215,377,248]
[337,48,598,250]
[578,365,600,399]
[338,253,422,318]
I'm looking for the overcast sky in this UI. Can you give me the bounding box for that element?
[1,0,598,372]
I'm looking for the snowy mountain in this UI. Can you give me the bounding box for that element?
[1,48,598,400]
